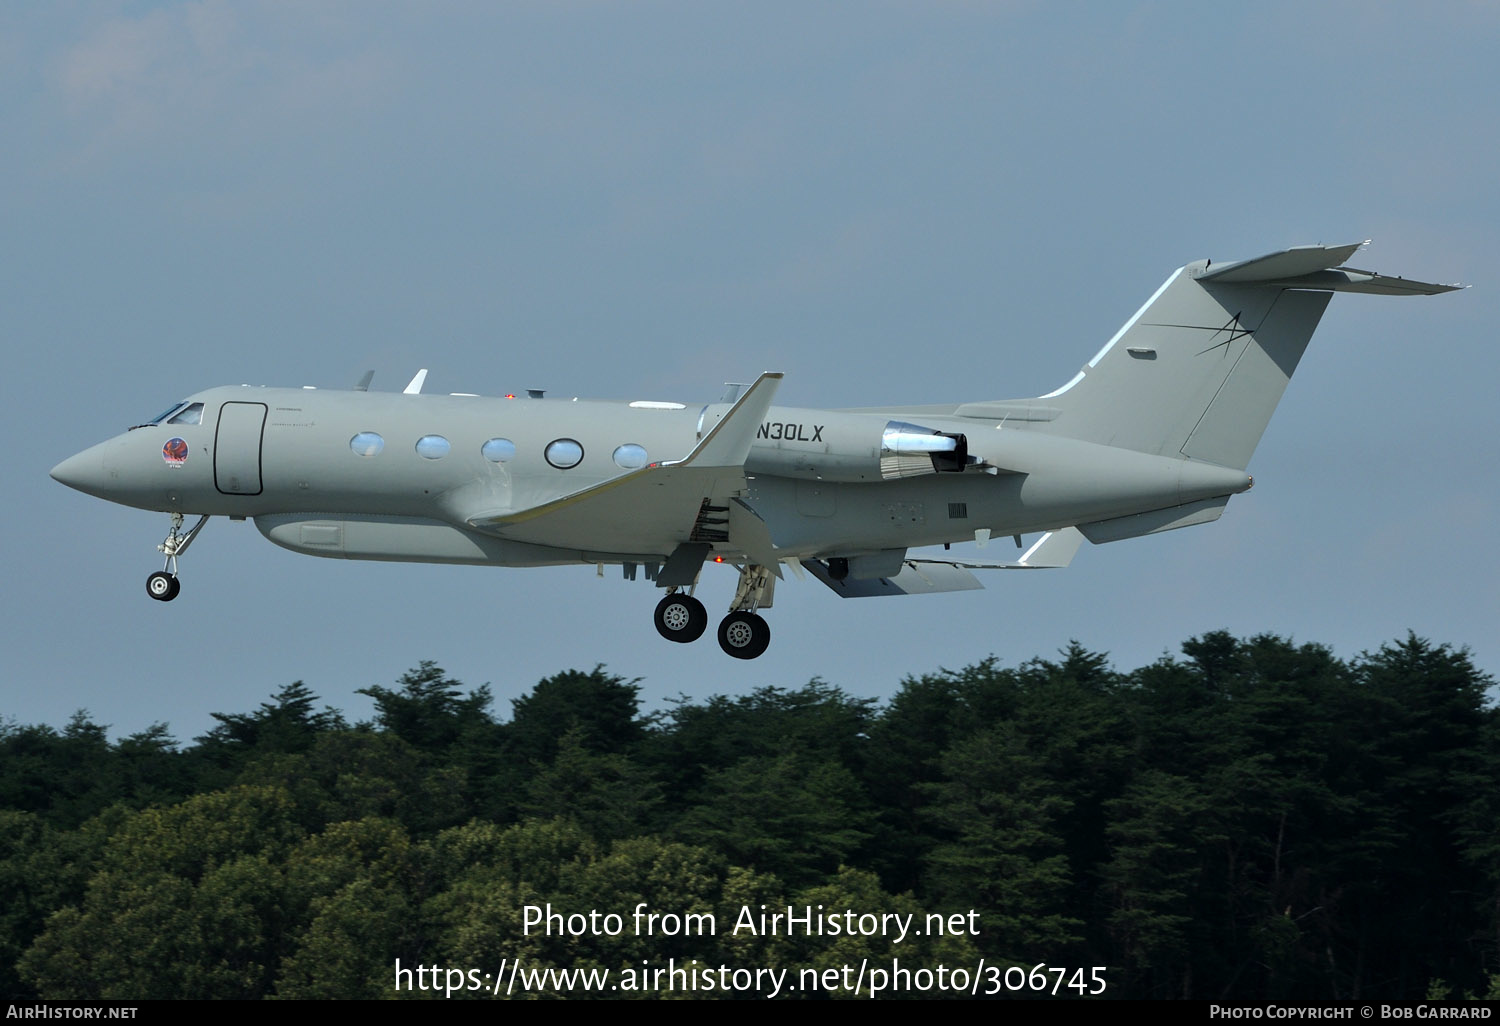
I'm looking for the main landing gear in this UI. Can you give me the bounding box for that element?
[654,592,708,643]
[145,513,209,602]
[717,610,770,660]
[652,562,775,659]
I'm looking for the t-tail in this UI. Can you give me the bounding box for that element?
[1033,242,1461,470]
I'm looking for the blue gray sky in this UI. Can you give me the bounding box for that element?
[5,2,1496,739]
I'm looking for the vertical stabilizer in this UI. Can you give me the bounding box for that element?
[1032,243,1458,470]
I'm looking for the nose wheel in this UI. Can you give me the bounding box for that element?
[146,571,180,602]
[146,513,209,602]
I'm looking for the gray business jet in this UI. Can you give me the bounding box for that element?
[51,242,1459,658]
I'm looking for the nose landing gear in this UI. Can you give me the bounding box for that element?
[146,513,209,602]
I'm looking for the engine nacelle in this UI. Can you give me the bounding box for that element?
[741,409,968,482]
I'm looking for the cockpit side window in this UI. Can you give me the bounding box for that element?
[167,403,204,425]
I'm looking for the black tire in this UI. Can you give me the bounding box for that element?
[146,572,179,602]
[654,593,708,644]
[717,611,770,660]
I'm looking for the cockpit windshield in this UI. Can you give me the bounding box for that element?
[150,403,187,424]
[131,401,196,430]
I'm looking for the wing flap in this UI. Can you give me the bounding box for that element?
[801,527,1087,599]
[908,527,1086,570]
[802,558,985,597]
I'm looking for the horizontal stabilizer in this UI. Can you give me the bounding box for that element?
[1252,267,1464,296]
[1195,242,1368,283]
[1196,242,1463,295]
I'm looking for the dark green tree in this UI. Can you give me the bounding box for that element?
[520,727,662,841]
[1350,635,1497,997]
[922,722,1082,960]
[506,667,648,763]
[198,681,345,757]
[646,681,877,807]
[358,662,494,752]
[675,753,873,889]
[18,785,305,999]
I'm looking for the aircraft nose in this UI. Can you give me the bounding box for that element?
[50,448,108,496]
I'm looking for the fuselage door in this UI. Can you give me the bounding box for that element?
[214,402,267,496]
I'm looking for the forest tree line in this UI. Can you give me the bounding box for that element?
[1,631,1497,1000]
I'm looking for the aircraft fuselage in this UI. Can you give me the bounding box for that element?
[52,384,1249,569]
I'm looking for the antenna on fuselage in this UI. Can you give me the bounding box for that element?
[403,369,429,395]
[354,370,375,392]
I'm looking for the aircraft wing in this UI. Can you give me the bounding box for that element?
[802,528,1085,598]
[466,373,783,555]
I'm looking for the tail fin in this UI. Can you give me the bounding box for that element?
[1034,242,1460,469]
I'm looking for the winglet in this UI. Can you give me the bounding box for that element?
[403,369,429,395]
[670,372,783,468]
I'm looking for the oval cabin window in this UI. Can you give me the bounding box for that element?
[545,438,584,469]
[613,443,649,469]
[415,435,451,460]
[482,438,516,463]
[350,432,384,457]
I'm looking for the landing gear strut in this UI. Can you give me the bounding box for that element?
[146,513,209,602]
[716,563,775,659]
